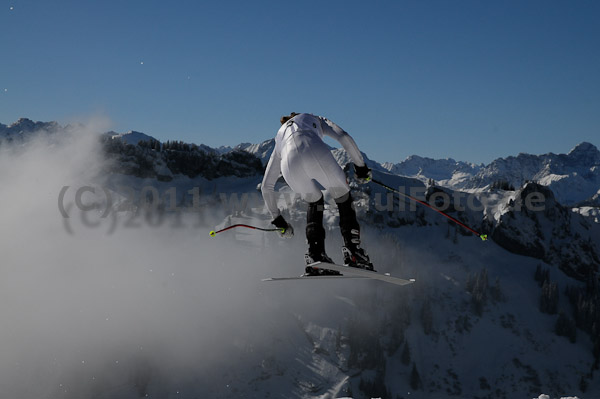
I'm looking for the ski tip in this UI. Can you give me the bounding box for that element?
[209,230,216,237]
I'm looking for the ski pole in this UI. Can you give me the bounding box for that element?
[209,224,284,237]
[370,179,488,241]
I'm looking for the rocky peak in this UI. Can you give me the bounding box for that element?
[566,142,600,165]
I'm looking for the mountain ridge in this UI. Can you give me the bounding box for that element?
[2,118,598,206]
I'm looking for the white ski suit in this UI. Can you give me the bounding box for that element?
[261,113,366,219]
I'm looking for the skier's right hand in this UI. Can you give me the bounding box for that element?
[271,215,294,239]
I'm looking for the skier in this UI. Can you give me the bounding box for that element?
[261,112,374,275]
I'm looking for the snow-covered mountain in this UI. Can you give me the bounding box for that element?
[108,130,158,146]
[14,117,593,208]
[382,155,483,185]
[92,169,598,398]
[233,139,275,165]
[465,142,600,205]
[381,143,600,206]
[485,182,600,280]
[2,118,598,398]
[0,117,63,143]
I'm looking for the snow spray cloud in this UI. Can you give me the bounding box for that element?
[0,121,363,398]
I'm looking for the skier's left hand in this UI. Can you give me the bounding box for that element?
[271,215,294,239]
[354,164,372,184]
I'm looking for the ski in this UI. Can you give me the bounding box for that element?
[263,262,415,286]
[262,274,367,282]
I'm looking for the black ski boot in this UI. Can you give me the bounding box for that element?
[341,237,375,271]
[304,252,341,276]
[304,196,340,276]
[336,193,375,271]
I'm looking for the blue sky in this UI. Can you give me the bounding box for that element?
[1,0,599,164]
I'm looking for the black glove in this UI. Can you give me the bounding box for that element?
[271,215,294,238]
[354,164,372,184]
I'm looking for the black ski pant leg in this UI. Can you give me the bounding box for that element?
[306,195,326,255]
[335,192,360,249]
